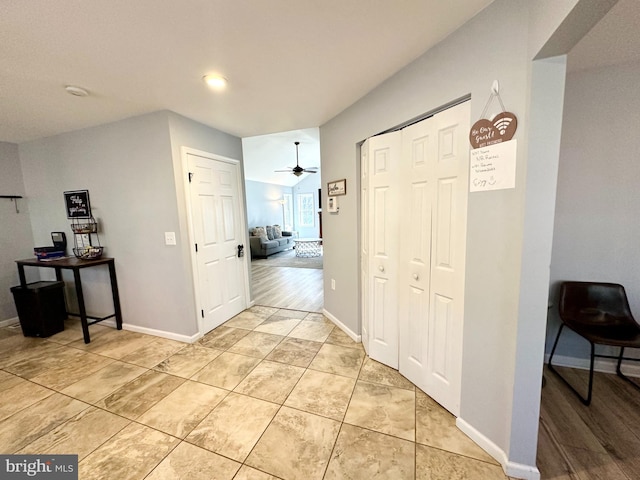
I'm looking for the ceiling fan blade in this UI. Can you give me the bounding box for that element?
[274,142,319,175]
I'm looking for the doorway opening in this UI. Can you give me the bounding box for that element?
[242,128,324,313]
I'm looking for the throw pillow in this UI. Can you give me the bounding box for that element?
[273,225,282,238]
[253,226,267,239]
[266,225,275,240]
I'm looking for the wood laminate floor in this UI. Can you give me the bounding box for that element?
[538,365,640,479]
[250,263,324,313]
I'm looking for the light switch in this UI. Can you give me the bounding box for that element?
[165,232,177,245]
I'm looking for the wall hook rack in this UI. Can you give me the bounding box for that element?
[1,195,23,213]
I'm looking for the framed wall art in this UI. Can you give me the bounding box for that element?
[327,179,346,196]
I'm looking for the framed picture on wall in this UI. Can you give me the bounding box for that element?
[327,179,346,196]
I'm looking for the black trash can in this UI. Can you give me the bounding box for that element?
[10,281,66,337]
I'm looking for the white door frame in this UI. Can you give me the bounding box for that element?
[181,146,251,337]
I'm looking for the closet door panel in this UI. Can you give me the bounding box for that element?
[399,118,435,389]
[364,101,470,417]
[425,101,470,416]
[367,131,401,369]
[430,293,453,381]
[434,178,456,277]
[361,141,370,353]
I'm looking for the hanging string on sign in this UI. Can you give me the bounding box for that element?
[469,80,518,149]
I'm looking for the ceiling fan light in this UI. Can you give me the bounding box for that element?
[275,140,316,177]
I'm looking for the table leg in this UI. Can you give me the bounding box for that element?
[108,260,123,330]
[18,265,27,286]
[73,269,91,344]
[54,267,68,316]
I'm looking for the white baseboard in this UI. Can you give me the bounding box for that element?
[504,461,542,480]
[88,318,200,344]
[455,418,508,473]
[456,417,540,480]
[0,317,19,328]
[544,353,640,378]
[322,309,361,343]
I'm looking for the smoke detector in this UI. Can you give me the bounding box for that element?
[65,85,89,97]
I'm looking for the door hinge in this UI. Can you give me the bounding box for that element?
[188,172,194,183]
[201,309,204,318]
[195,243,198,252]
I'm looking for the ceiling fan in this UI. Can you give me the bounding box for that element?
[275,141,318,177]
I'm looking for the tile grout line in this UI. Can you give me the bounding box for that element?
[2,305,505,479]
[0,375,132,463]
[1,335,250,470]
[320,348,369,479]
[241,309,327,473]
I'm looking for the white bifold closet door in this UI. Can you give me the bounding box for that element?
[363,130,403,368]
[361,101,470,416]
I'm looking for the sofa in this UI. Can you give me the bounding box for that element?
[249,225,295,258]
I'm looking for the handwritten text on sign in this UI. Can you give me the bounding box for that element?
[469,140,517,192]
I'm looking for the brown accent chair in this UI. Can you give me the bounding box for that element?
[548,281,640,405]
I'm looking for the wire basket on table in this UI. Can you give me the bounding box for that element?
[71,222,98,234]
[73,246,103,260]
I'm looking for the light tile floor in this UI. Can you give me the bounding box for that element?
[0,306,511,479]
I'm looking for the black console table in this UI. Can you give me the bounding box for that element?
[15,257,123,343]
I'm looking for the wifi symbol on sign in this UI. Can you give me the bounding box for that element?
[494,116,514,135]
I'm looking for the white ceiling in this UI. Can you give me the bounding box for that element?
[3,0,638,188]
[243,128,320,187]
[251,0,640,187]
[0,0,493,144]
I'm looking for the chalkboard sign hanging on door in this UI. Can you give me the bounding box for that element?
[64,190,92,219]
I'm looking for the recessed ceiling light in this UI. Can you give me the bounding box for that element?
[65,85,89,97]
[203,74,228,90]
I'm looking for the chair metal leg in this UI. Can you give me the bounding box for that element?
[616,347,640,392]
[548,324,594,405]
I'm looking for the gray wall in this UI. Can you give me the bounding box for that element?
[548,60,640,360]
[319,0,608,473]
[0,142,34,321]
[167,111,245,334]
[245,180,292,229]
[18,111,242,339]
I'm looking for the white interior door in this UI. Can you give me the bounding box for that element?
[422,102,470,415]
[188,152,247,334]
[398,116,436,390]
[366,131,402,368]
[398,102,470,415]
[361,140,370,355]
[362,101,470,416]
